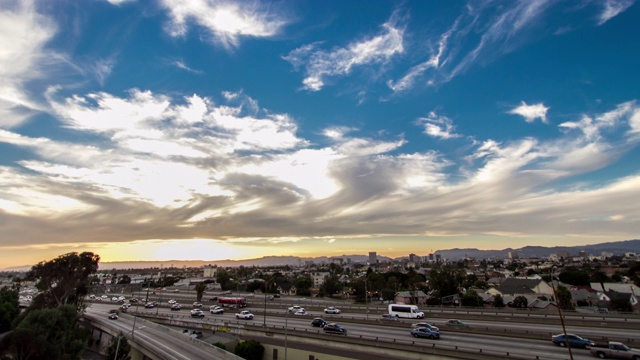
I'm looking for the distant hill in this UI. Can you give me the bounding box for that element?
[433,239,640,261]
[3,240,637,271]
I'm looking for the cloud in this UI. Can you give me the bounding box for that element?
[597,0,635,25]
[416,112,461,139]
[1,95,640,250]
[508,101,550,124]
[173,60,203,74]
[283,15,404,91]
[387,18,458,93]
[0,0,57,128]
[160,0,288,49]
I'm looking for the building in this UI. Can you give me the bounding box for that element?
[312,272,330,287]
[203,265,218,279]
[369,252,377,265]
[508,251,519,260]
[394,291,428,305]
[409,253,420,263]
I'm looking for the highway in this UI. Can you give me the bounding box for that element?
[86,298,624,360]
[84,308,239,360]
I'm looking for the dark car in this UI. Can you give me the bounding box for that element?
[551,334,594,349]
[445,319,467,327]
[323,323,347,335]
[311,318,327,327]
[144,302,154,308]
[108,313,118,320]
[171,304,182,311]
[411,327,440,339]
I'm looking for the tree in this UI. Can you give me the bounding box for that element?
[461,289,483,307]
[428,265,462,304]
[25,252,100,311]
[320,275,342,298]
[294,275,313,296]
[0,287,19,332]
[117,275,131,285]
[558,266,590,286]
[104,332,132,360]
[194,282,207,302]
[513,296,528,309]
[493,294,505,308]
[1,305,90,360]
[555,285,573,310]
[234,339,264,360]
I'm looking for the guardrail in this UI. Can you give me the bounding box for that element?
[128,311,575,360]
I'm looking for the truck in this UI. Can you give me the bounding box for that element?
[590,342,640,359]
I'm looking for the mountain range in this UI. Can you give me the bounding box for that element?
[2,240,638,271]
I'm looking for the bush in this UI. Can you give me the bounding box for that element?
[234,339,264,360]
[213,342,227,350]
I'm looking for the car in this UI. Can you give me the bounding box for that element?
[551,334,594,349]
[108,313,118,320]
[445,319,467,327]
[168,299,176,304]
[311,318,327,327]
[411,322,440,332]
[89,294,96,299]
[324,306,341,314]
[144,302,155,308]
[268,295,274,300]
[101,295,108,300]
[111,297,118,301]
[323,323,347,335]
[293,310,308,316]
[411,327,440,339]
[288,305,304,313]
[171,304,182,311]
[273,294,280,298]
[210,306,224,314]
[118,296,125,301]
[209,296,218,301]
[236,310,254,320]
[380,314,399,321]
[190,309,205,318]
[129,298,138,303]
[192,302,203,308]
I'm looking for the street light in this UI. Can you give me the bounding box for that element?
[284,305,288,360]
[550,266,573,360]
[263,276,276,327]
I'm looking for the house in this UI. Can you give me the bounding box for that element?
[394,290,428,305]
[487,278,554,298]
[528,299,558,311]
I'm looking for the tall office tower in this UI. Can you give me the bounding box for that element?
[369,251,377,264]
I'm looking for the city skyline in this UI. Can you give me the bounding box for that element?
[1,1,640,268]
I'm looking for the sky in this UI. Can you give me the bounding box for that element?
[1,0,639,269]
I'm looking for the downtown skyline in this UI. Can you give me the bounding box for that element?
[1,0,640,268]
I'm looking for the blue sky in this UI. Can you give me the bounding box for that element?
[1,0,639,268]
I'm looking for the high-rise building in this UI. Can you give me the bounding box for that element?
[369,252,377,264]
[409,253,419,263]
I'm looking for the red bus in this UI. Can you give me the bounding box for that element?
[218,297,247,308]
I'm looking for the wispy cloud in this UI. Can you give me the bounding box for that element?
[105,0,135,5]
[173,60,204,74]
[416,111,461,139]
[0,0,57,128]
[283,14,405,91]
[160,0,288,49]
[508,101,550,124]
[387,18,458,94]
[597,0,635,25]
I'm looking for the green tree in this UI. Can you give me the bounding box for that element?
[0,287,20,332]
[25,252,100,311]
[555,285,573,310]
[117,275,131,284]
[320,275,342,298]
[428,264,462,304]
[513,296,528,309]
[1,305,90,360]
[216,268,232,290]
[558,266,590,286]
[461,289,483,307]
[194,282,207,302]
[294,275,313,296]
[104,332,132,360]
[234,339,264,360]
[493,294,505,308]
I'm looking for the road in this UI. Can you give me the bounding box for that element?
[88,300,606,359]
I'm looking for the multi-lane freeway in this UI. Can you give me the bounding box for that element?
[86,291,640,360]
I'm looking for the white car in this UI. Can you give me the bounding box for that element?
[288,305,305,313]
[236,310,254,320]
[210,306,224,314]
[111,297,118,301]
[118,296,126,301]
[324,306,341,314]
[293,310,308,316]
[168,299,176,304]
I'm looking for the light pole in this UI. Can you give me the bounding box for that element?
[284,305,288,360]
[263,276,275,327]
[550,266,573,360]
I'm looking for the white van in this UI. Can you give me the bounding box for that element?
[388,304,425,319]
